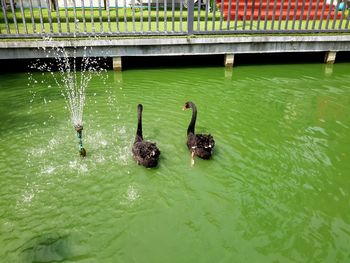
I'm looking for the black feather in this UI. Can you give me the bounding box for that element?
[132,104,160,168]
[184,101,215,160]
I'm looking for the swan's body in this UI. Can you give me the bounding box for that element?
[183,101,215,165]
[132,104,160,168]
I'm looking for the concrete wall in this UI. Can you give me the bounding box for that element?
[0,35,349,60]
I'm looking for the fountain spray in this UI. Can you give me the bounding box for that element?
[32,38,108,157]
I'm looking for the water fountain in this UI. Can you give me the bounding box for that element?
[30,38,108,157]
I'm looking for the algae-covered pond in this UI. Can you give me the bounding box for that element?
[1,63,350,262]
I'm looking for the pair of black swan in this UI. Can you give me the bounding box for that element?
[132,102,215,168]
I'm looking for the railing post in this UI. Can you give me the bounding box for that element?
[324,51,336,64]
[113,57,122,71]
[187,0,194,35]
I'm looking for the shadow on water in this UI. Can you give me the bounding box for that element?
[20,232,92,262]
[122,55,224,70]
[0,52,349,72]
[235,52,324,66]
[0,57,112,73]
[235,51,350,66]
[21,234,72,263]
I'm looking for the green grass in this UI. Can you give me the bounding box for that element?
[0,7,349,36]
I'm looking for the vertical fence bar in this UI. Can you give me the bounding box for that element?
[187,0,194,34]
[1,0,10,33]
[164,0,167,32]
[171,0,175,32]
[156,0,159,31]
[54,0,61,34]
[81,0,87,33]
[284,0,292,29]
[148,0,151,31]
[19,0,28,34]
[180,0,183,32]
[131,0,135,32]
[28,0,36,33]
[116,0,119,32]
[219,0,224,30]
[64,0,70,33]
[90,0,95,33]
[107,0,111,32]
[46,0,54,33]
[291,0,298,29]
[123,0,128,32]
[263,0,270,30]
[211,0,217,31]
[0,1,2,33]
[298,0,306,30]
[98,0,103,32]
[72,0,79,33]
[256,0,263,30]
[242,0,247,30]
[311,0,320,30]
[270,0,277,30]
[345,12,350,30]
[337,4,346,29]
[324,0,334,30]
[304,0,313,30]
[277,0,284,30]
[204,0,209,31]
[9,0,19,34]
[37,0,45,33]
[140,0,144,32]
[250,0,256,30]
[233,0,239,30]
[331,1,340,29]
[226,0,232,30]
[318,0,327,30]
[197,0,200,31]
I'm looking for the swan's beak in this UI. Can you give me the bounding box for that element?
[182,106,186,111]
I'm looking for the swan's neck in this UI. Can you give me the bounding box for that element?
[135,108,143,142]
[187,104,197,135]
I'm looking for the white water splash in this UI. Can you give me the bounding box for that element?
[68,159,89,173]
[30,37,107,128]
[119,184,140,207]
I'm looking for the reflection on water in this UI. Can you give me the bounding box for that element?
[21,234,71,263]
[0,63,350,262]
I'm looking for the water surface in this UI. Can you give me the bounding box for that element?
[1,63,350,262]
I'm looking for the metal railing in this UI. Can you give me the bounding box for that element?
[0,0,349,37]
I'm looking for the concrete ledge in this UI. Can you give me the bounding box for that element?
[0,35,350,59]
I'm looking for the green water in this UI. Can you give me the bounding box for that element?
[1,63,350,263]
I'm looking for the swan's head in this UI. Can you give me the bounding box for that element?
[137,104,143,112]
[182,101,193,110]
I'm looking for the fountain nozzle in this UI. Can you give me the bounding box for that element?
[79,147,87,157]
[74,125,86,157]
[74,124,83,133]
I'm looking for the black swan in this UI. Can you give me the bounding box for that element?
[132,104,160,168]
[183,101,215,165]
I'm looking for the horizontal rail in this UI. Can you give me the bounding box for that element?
[0,0,349,37]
